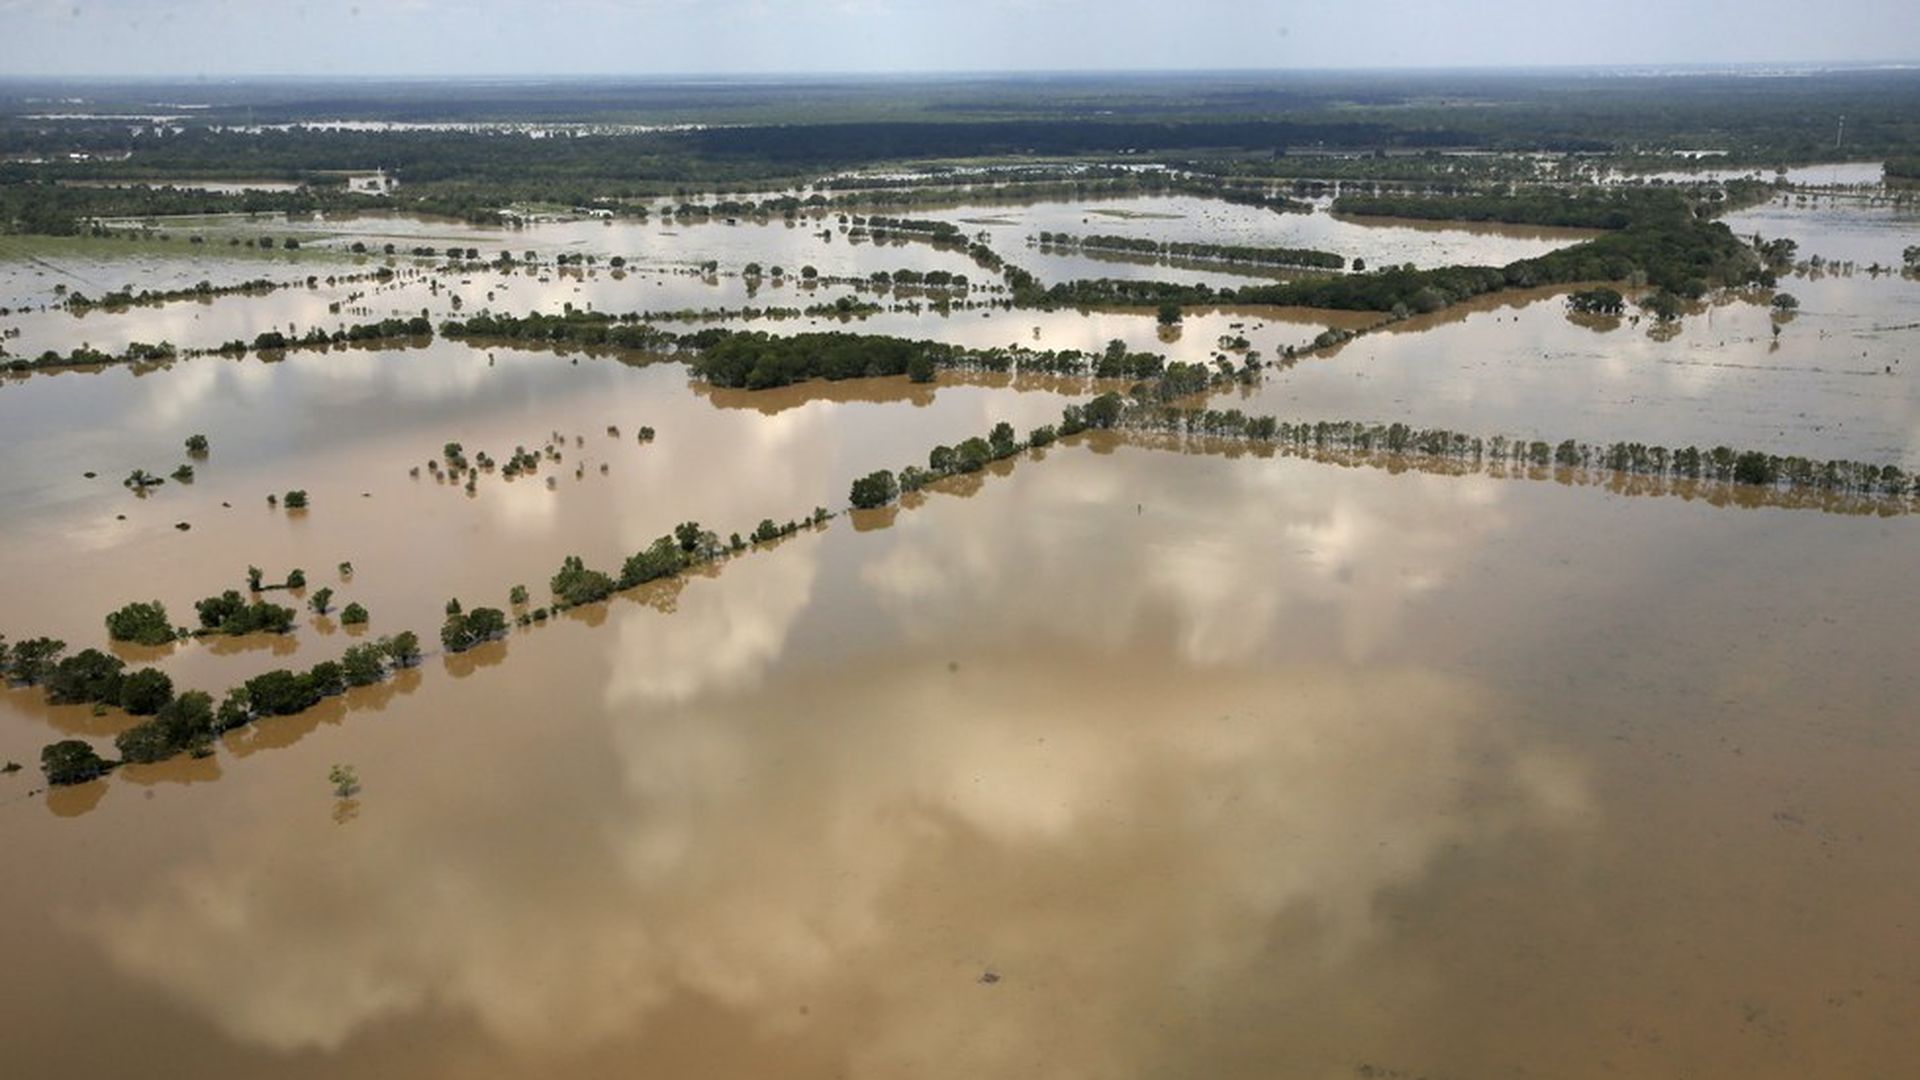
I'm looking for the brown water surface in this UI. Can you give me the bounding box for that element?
[2,442,1917,1078]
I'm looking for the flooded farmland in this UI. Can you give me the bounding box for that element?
[4,441,1920,1079]
[4,177,1920,1080]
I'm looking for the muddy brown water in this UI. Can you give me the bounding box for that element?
[0,344,1085,706]
[2,193,1919,1078]
[2,441,1918,1078]
[1241,275,1920,464]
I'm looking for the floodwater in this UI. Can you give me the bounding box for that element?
[1721,194,1920,268]
[918,194,1596,278]
[1239,274,1920,464]
[0,198,1595,317]
[1617,160,1888,187]
[0,256,1377,375]
[4,189,1920,1079]
[0,343,1083,708]
[4,441,1919,1078]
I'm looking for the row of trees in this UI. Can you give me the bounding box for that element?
[249,315,433,353]
[1107,404,1920,498]
[1228,213,1759,315]
[5,340,174,374]
[1329,188,1695,230]
[11,628,421,782]
[848,396,1129,510]
[64,277,282,312]
[441,310,674,351]
[1035,231,1345,271]
[683,330,1171,389]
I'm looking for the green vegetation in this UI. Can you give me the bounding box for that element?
[194,591,297,635]
[1567,288,1626,315]
[1230,212,1757,315]
[104,600,177,646]
[1109,403,1920,500]
[329,764,359,798]
[849,470,900,510]
[550,555,617,606]
[66,277,281,312]
[118,669,177,717]
[1037,231,1344,271]
[45,648,129,706]
[4,341,175,375]
[685,330,1166,389]
[442,310,672,350]
[284,490,310,510]
[5,637,66,685]
[41,741,111,785]
[1331,187,1705,230]
[440,607,508,653]
[341,602,369,625]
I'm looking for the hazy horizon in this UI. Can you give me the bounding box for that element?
[2,0,1916,79]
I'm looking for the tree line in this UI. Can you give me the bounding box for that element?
[682,330,1169,390]
[1109,404,1919,500]
[1036,231,1345,271]
[8,627,422,784]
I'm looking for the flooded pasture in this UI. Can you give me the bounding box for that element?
[4,441,1919,1078]
[0,343,1083,708]
[1240,273,1920,463]
[3,186,1919,1080]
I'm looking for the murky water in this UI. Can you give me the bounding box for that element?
[3,190,1919,1079]
[3,441,1918,1078]
[1721,195,1920,267]
[1239,275,1920,464]
[1617,160,1888,187]
[0,343,1083,707]
[919,194,1596,277]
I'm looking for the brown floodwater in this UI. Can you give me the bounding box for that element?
[1239,274,1920,464]
[4,190,1919,1079]
[0,342,1084,706]
[2,439,1918,1078]
[0,257,1375,366]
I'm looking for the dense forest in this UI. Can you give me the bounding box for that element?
[5,68,1917,235]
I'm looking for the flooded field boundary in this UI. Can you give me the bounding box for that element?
[1116,404,1920,506]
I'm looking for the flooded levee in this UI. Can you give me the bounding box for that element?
[2,441,1918,1078]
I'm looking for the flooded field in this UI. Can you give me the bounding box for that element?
[4,441,1919,1078]
[0,343,1084,706]
[1721,194,1920,267]
[3,184,1919,1079]
[918,194,1597,279]
[1242,272,1920,463]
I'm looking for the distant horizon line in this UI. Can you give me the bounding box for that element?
[3,61,1920,85]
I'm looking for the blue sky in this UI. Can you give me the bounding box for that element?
[0,0,1915,76]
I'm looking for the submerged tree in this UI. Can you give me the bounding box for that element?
[104,600,176,646]
[849,469,900,509]
[328,764,359,798]
[41,740,110,786]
